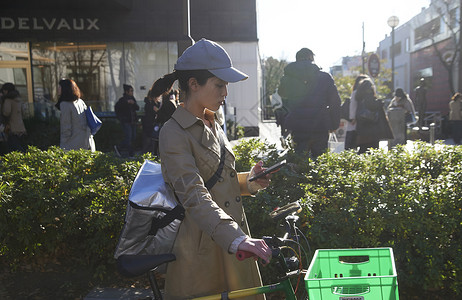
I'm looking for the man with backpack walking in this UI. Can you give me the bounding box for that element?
[277,48,341,158]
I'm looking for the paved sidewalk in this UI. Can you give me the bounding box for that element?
[84,287,154,300]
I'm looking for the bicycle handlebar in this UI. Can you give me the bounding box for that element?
[236,250,256,261]
[236,202,308,274]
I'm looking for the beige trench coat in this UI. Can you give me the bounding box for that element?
[2,96,26,135]
[159,106,264,300]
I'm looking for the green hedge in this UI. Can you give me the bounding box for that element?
[1,141,461,299]
[0,147,154,277]
[246,141,462,299]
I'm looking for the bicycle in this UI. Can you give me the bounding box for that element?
[117,201,399,300]
[117,201,310,300]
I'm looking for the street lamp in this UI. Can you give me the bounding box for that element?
[387,16,399,92]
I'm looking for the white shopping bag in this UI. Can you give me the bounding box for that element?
[328,132,344,153]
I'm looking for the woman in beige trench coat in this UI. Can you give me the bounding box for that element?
[153,39,273,300]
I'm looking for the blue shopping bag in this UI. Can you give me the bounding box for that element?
[85,106,102,135]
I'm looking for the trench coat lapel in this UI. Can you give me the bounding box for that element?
[172,106,234,165]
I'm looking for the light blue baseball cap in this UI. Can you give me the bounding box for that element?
[174,38,248,83]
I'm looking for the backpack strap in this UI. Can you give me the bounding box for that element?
[144,129,225,235]
[148,205,186,236]
[204,131,226,190]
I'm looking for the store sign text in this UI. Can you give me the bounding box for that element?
[0,17,100,31]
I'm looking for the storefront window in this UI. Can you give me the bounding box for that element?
[30,41,178,117]
[0,42,30,97]
[0,42,29,61]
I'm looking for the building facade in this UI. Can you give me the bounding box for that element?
[0,0,264,136]
[378,0,460,117]
[379,22,413,95]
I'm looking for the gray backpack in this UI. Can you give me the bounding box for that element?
[114,134,225,274]
[114,160,185,271]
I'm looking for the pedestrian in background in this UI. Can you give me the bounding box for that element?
[387,88,417,142]
[156,90,177,125]
[449,92,462,144]
[114,84,139,157]
[278,47,341,158]
[414,78,427,128]
[1,82,27,153]
[169,88,180,105]
[56,79,95,152]
[344,74,368,150]
[388,88,416,122]
[151,90,177,155]
[141,89,160,154]
[355,77,393,154]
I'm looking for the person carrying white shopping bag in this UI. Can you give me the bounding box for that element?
[328,132,344,153]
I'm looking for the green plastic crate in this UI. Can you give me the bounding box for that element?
[305,248,399,300]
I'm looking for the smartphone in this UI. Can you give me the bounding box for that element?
[248,160,287,182]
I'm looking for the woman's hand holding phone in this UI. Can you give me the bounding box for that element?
[252,161,271,184]
[247,160,286,194]
[247,161,269,194]
[248,160,286,182]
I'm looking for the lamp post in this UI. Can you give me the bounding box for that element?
[179,0,194,55]
[387,16,399,92]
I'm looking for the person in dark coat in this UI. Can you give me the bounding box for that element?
[345,75,369,150]
[355,77,394,154]
[144,80,178,156]
[114,84,139,157]
[152,91,177,155]
[141,90,160,154]
[414,78,427,128]
[449,92,462,144]
[156,90,177,124]
[278,48,341,158]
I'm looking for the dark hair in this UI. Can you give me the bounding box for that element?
[296,48,314,61]
[355,77,376,102]
[56,79,81,110]
[353,74,369,91]
[162,92,169,102]
[1,82,19,98]
[59,79,81,102]
[1,82,16,93]
[150,70,214,99]
[123,84,133,94]
[149,76,172,99]
[395,88,406,98]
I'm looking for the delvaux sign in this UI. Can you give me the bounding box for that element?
[368,53,380,78]
[1,17,100,31]
[0,5,184,43]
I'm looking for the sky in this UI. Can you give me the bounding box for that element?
[257,0,432,71]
